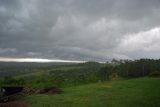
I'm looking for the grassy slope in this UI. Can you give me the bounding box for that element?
[24,77,160,107]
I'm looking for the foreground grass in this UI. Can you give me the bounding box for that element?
[24,77,160,107]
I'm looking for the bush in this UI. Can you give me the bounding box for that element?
[109,73,119,80]
[149,71,160,77]
[2,76,18,85]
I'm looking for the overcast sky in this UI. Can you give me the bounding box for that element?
[0,0,160,62]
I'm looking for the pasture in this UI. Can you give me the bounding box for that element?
[24,77,160,107]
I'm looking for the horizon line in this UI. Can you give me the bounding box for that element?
[0,57,85,63]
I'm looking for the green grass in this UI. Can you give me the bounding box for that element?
[24,77,160,107]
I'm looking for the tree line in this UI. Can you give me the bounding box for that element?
[0,59,160,88]
[99,59,160,80]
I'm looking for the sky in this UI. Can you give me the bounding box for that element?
[0,0,160,62]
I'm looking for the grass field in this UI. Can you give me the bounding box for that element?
[24,77,160,107]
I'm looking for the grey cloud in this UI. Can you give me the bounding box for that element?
[0,48,17,54]
[0,0,160,61]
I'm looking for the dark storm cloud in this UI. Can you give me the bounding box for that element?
[0,0,160,61]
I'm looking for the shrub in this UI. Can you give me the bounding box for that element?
[109,72,119,80]
[2,76,18,85]
[149,71,160,77]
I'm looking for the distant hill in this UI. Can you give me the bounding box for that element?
[0,62,78,68]
[0,62,80,77]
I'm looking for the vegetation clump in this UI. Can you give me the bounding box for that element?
[149,71,160,77]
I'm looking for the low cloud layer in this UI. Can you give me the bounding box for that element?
[0,0,160,61]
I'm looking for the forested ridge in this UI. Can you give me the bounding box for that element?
[0,59,160,88]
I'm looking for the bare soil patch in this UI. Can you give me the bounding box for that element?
[0,101,28,107]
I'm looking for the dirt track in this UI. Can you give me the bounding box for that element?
[0,101,28,107]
